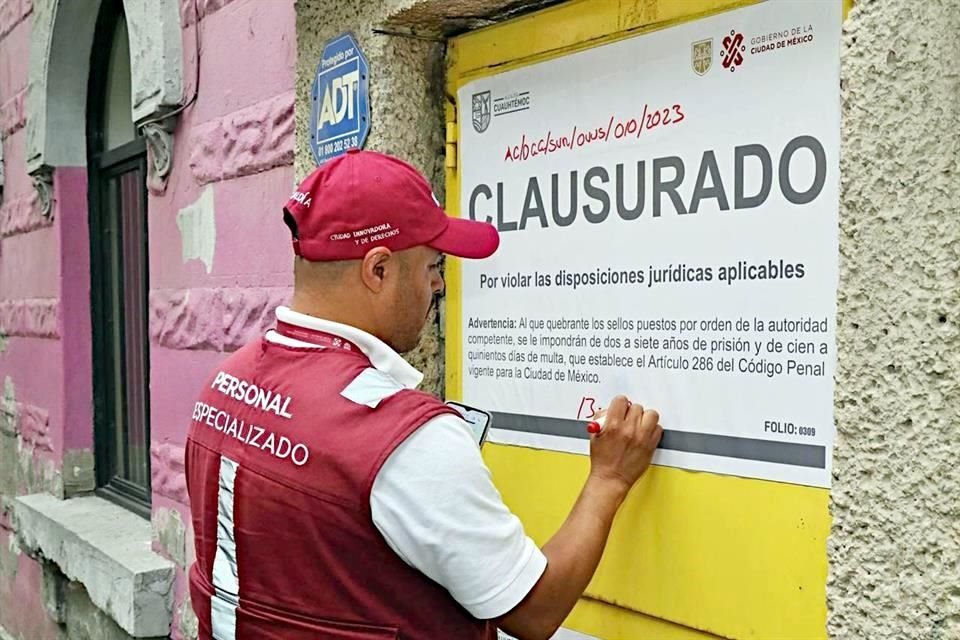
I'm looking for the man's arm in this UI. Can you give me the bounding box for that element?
[371,414,549,620]
[497,396,662,640]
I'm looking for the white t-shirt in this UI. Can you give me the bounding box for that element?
[267,307,547,620]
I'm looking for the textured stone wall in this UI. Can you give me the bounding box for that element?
[124,0,183,122]
[178,0,243,27]
[294,0,560,394]
[0,0,30,39]
[828,1,960,638]
[150,287,291,351]
[0,299,58,339]
[0,378,62,501]
[0,88,25,138]
[295,0,488,395]
[151,443,188,506]
[188,91,295,185]
[27,0,183,170]
[0,192,47,237]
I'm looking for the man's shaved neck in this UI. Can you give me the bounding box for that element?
[289,258,373,331]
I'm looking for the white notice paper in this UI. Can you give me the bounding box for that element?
[457,0,840,488]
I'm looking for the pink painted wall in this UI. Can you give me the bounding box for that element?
[0,529,64,640]
[0,0,297,637]
[0,0,62,481]
[56,167,93,453]
[153,8,297,632]
[0,2,67,634]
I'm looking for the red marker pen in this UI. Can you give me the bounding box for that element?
[585,400,629,435]
[586,415,606,435]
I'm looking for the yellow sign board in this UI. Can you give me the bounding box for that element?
[445,1,845,638]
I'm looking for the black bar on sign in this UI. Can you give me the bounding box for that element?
[490,412,826,469]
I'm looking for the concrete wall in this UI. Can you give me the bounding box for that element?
[295,0,545,390]
[829,0,960,638]
[295,0,468,393]
[0,0,297,637]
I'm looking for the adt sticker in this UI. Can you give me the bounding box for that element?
[310,33,370,164]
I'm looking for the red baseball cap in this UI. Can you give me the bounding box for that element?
[283,149,499,261]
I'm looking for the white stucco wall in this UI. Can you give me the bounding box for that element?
[829,1,960,638]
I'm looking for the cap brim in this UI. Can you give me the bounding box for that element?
[428,217,500,259]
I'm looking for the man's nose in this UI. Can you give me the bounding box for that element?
[433,274,445,296]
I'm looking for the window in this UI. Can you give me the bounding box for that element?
[87,0,151,517]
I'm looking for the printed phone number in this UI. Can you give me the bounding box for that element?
[319,135,360,156]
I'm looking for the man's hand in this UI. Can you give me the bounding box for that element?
[588,395,663,496]
[497,396,662,640]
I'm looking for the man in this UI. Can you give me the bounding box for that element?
[185,149,663,640]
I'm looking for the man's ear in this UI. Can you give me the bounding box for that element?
[360,247,394,293]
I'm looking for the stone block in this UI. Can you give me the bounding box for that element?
[149,287,290,351]
[179,0,241,26]
[125,1,184,123]
[0,379,57,497]
[0,298,59,338]
[16,402,50,452]
[0,506,21,580]
[150,442,187,504]
[188,91,294,185]
[18,452,61,498]
[63,579,166,640]
[0,89,26,138]
[0,0,30,40]
[13,494,174,638]
[0,430,18,496]
[41,559,66,624]
[151,508,186,568]
[0,192,50,237]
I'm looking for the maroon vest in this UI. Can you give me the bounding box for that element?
[186,335,496,640]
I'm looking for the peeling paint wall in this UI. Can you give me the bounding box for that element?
[829,0,960,638]
[0,503,65,640]
[0,376,64,500]
[152,506,188,569]
[1,0,297,637]
[176,185,216,273]
[151,497,197,639]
